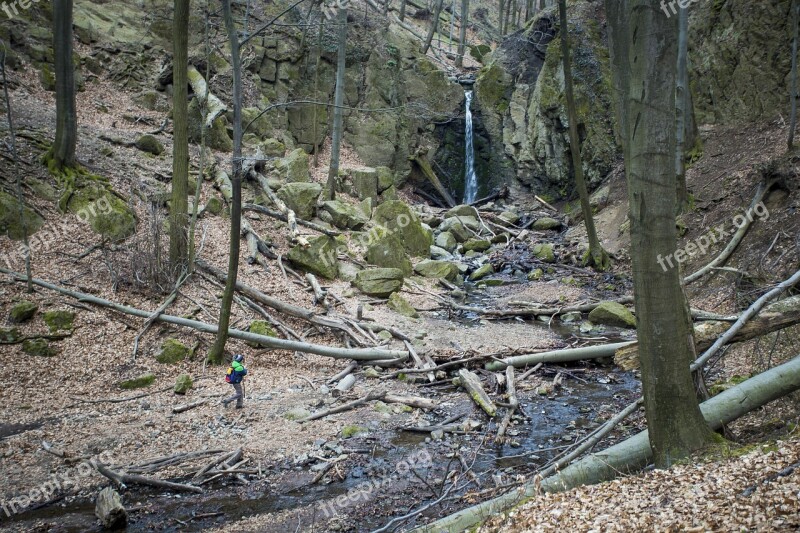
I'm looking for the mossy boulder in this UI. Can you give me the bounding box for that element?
[414,260,459,281]
[340,425,368,438]
[365,233,412,276]
[435,231,458,252]
[22,338,58,357]
[174,374,193,394]
[39,64,56,91]
[462,238,491,253]
[120,373,155,390]
[188,99,232,152]
[56,178,136,242]
[532,243,556,263]
[321,200,369,230]
[43,310,74,333]
[350,167,379,203]
[204,196,224,216]
[444,204,480,219]
[247,320,278,348]
[0,327,22,343]
[354,268,404,297]
[469,263,494,281]
[277,182,322,220]
[373,201,432,257]
[438,218,471,242]
[376,167,395,193]
[588,302,636,328]
[275,148,310,183]
[9,301,38,323]
[134,135,164,156]
[532,217,562,231]
[156,339,191,364]
[286,235,339,279]
[284,407,311,421]
[0,190,45,241]
[261,138,286,157]
[387,292,418,318]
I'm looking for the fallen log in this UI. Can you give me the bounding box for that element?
[411,153,456,208]
[333,373,357,396]
[616,294,800,371]
[495,366,518,444]
[95,487,127,529]
[0,268,408,362]
[300,390,387,422]
[94,462,203,494]
[187,65,226,125]
[486,341,636,371]
[412,354,800,532]
[456,369,497,417]
[384,394,436,410]
[243,203,341,237]
[172,399,208,414]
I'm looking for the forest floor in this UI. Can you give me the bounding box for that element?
[1,24,800,533]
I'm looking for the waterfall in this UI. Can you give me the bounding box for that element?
[463,90,478,204]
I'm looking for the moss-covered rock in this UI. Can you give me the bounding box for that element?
[462,238,491,252]
[414,259,459,281]
[134,134,164,156]
[188,99,233,152]
[365,232,412,276]
[9,301,38,323]
[444,204,480,219]
[340,425,368,438]
[532,217,562,231]
[286,235,339,279]
[0,190,45,241]
[321,200,369,230]
[469,263,494,281]
[588,301,636,328]
[387,292,418,318]
[174,374,193,394]
[435,231,457,252]
[354,268,404,297]
[120,372,155,390]
[437,218,471,242]
[247,320,278,348]
[275,148,310,183]
[43,310,74,333]
[284,407,311,421]
[39,63,56,91]
[373,201,432,257]
[56,175,136,242]
[277,182,321,220]
[0,327,22,343]
[261,138,286,157]
[156,338,191,364]
[350,167,379,203]
[203,196,223,216]
[22,338,57,357]
[532,243,556,263]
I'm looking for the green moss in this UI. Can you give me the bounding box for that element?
[39,64,56,91]
[246,320,278,348]
[0,190,45,241]
[134,134,164,156]
[174,374,193,394]
[43,310,74,333]
[341,425,368,438]
[22,338,58,357]
[120,372,156,390]
[156,338,191,364]
[0,327,22,343]
[9,301,38,323]
[476,63,510,113]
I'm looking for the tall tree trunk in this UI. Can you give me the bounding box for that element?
[675,4,690,213]
[398,0,407,20]
[423,0,445,54]
[1,44,32,292]
[325,7,347,200]
[558,0,609,270]
[170,0,190,276]
[455,0,468,67]
[312,16,324,167]
[789,0,799,150]
[208,0,243,364]
[502,0,513,35]
[499,0,505,35]
[50,0,77,171]
[608,0,714,467]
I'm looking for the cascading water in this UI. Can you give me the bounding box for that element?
[463,90,478,204]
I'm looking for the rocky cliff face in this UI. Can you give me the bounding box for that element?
[689,0,793,124]
[472,1,618,201]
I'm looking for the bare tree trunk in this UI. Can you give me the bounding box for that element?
[50,0,77,171]
[209,0,243,364]
[0,44,32,292]
[170,0,190,276]
[558,0,609,270]
[325,7,347,200]
[399,0,407,20]
[499,0,505,35]
[455,0,469,67]
[675,4,690,213]
[609,0,714,467]
[789,0,799,150]
[423,0,445,54]
[312,16,324,167]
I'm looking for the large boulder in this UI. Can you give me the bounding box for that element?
[0,191,44,241]
[387,292,419,318]
[354,268,404,297]
[414,259,459,281]
[588,302,636,328]
[247,320,279,348]
[444,204,480,219]
[156,338,191,364]
[188,99,232,152]
[275,148,310,183]
[365,233,412,276]
[286,235,339,279]
[438,217,472,242]
[57,179,136,242]
[373,201,432,257]
[321,200,369,230]
[9,301,38,323]
[43,310,74,333]
[174,374,193,394]
[435,231,458,252]
[277,182,322,220]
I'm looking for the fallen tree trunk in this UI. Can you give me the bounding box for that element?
[172,399,208,414]
[187,65,226,126]
[94,462,203,494]
[411,354,800,532]
[300,390,386,422]
[0,268,408,361]
[412,153,456,208]
[457,369,496,417]
[243,203,341,237]
[616,295,800,370]
[486,341,636,371]
[495,366,517,443]
[384,393,436,410]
